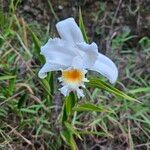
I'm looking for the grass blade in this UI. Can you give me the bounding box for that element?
[73,103,113,113]
[87,77,141,103]
[0,75,16,81]
[79,8,88,43]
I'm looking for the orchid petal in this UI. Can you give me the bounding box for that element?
[38,62,66,79]
[41,38,77,67]
[59,85,70,96]
[76,42,99,68]
[71,56,85,69]
[90,54,118,83]
[56,18,84,43]
[76,88,84,98]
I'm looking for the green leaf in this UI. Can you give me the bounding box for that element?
[73,103,113,113]
[41,79,51,95]
[29,29,45,64]
[0,75,16,81]
[78,130,113,137]
[20,108,37,114]
[60,129,77,150]
[64,122,82,140]
[79,8,88,43]
[128,87,150,94]
[62,104,67,124]
[87,77,141,103]
[65,92,76,115]
[0,108,7,117]
[8,78,16,95]
[47,0,59,21]
[62,92,76,123]
[17,93,28,109]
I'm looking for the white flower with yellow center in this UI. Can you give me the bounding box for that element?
[38,18,118,98]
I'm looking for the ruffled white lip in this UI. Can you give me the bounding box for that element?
[38,17,118,97]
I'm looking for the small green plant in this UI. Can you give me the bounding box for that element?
[36,10,141,149]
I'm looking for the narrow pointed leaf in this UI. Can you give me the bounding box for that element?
[65,92,76,115]
[0,75,16,81]
[79,8,88,43]
[73,103,113,113]
[62,92,76,123]
[64,122,82,140]
[87,77,141,103]
[29,29,45,64]
[60,130,77,150]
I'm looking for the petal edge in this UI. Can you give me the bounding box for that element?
[90,53,118,83]
[56,18,84,43]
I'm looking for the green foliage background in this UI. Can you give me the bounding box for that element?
[0,0,149,149]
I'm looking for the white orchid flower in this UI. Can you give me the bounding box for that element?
[38,18,118,98]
